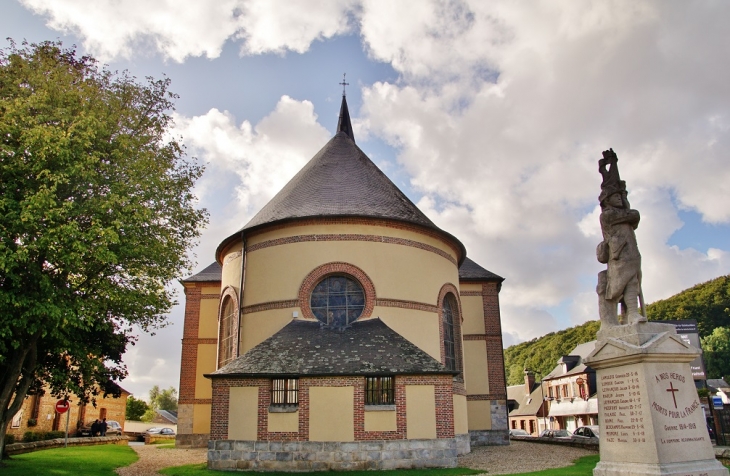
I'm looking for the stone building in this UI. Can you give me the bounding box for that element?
[507,370,548,436]
[7,385,128,438]
[176,95,509,470]
[543,341,598,431]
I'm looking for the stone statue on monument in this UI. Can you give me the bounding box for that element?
[596,148,646,328]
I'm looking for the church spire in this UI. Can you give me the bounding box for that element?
[337,74,355,143]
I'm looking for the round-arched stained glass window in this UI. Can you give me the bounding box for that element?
[310,275,365,328]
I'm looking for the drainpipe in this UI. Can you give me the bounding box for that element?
[236,232,247,359]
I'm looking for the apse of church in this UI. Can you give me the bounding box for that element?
[177,93,508,470]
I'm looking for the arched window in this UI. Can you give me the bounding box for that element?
[442,293,458,371]
[309,275,365,328]
[219,296,236,367]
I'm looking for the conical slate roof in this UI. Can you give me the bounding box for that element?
[217,96,465,262]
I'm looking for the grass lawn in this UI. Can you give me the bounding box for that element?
[0,444,138,476]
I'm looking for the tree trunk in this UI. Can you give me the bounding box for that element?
[0,334,39,460]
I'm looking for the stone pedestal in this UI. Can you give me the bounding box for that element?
[585,322,728,476]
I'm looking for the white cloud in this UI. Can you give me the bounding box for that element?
[358,1,730,341]
[20,0,356,61]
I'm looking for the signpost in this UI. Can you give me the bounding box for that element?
[55,399,70,448]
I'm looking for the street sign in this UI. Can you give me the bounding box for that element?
[713,396,724,408]
[55,399,70,414]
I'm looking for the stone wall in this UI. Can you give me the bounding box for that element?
[5,436,128,456]
[176,433,210,448]
[470,429,509,446]
[207,438,458,471]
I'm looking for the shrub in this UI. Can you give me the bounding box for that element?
[27,418,37,427]
[5,434,15,445]
[22,431,66,442]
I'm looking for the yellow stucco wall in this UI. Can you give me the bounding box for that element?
[405,385,436,439]
[240,310,296,354]
[309,387,354,441]
[453,395,468,435]
[246,223,457,260]
[378,309,440,361]
[459,283,482,292]
[198,299,220,339]
[467,400,492,430]
[201,286,221,294]
[460,295,485,335]
[364,410,397,432]
[195,344,217,399]
[241,225,459,307]
[463,341,490,395]
[268,411,299,433]
[221,252,243,294]
[228,387,258,440]
[192,403,212,434]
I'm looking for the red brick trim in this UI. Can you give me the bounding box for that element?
[217,286,240,368]
[201,293,220,298]
[241,300,299,315]
[459,291,481,296]
[178,398,213,405]
[248,233,457,266]
[224,251,241,264]
[242,217,463,263]
[375,298,439,313]
[437,283,464,377]
[467,394,507,401]
[298,262,376,321]
[210,374,456,442]
[463,334,486,341]
[195,338,218,345]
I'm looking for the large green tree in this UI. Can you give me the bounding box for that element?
[0,41,207,458]
[126,396,149,421]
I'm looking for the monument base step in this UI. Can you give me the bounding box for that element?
[594,458,729,476]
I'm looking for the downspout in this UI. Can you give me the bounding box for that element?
[236,231,247,359]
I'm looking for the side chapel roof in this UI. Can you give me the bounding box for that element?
[181,261,223,283]
[207,318,455,378]
[216,95,466,263]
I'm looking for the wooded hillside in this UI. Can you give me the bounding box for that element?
[503,275,730,385]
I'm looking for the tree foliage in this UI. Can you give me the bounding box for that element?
[701,326,730,381]
[0,41,207,457]
[504,321,600,385]
[646,275,730,337]
[126,396,149,421]
[503,275,730,385]
[149,385,178,412]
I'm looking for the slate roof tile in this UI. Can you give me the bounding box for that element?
[207,318,455,378]
[182,261,222,283]
[458,257,503,282]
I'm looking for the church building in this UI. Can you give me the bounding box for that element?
[176,94,509,470]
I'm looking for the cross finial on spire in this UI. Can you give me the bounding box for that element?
[339,73,349,97]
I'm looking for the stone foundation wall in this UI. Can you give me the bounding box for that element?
[455,433,471,455]
[176,433,210,448]
[208,438,458,471]
[470,429,509,446]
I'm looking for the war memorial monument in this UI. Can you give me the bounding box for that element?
[585,150,727,476]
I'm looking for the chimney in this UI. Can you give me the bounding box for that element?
[524,369,535,395]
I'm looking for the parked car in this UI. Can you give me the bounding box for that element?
[509,429,531,437]
[572,425,599,440]
[539,429,571,439]
[146,427,175,436]
[78,419,122,437]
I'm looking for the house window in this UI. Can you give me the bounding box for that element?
[365,377,394,405]
[219,296,236,367]
[442,293,458,371]
[271,379,299,405]
[562,384,569,398]
[11,409,23,428]
[310,275,365,328]
[548,386,554,399]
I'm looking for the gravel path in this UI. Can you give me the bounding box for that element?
[116,444,207,476]
[458,440,597,475]
[115,440,595,475]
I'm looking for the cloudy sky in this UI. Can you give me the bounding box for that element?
[4,0,729,400]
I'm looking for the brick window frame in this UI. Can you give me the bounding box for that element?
[365,376,394,405]
[217,286,240,368]
[271,378,299,405]
[298,262,376,321]
[438,283,464,377]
